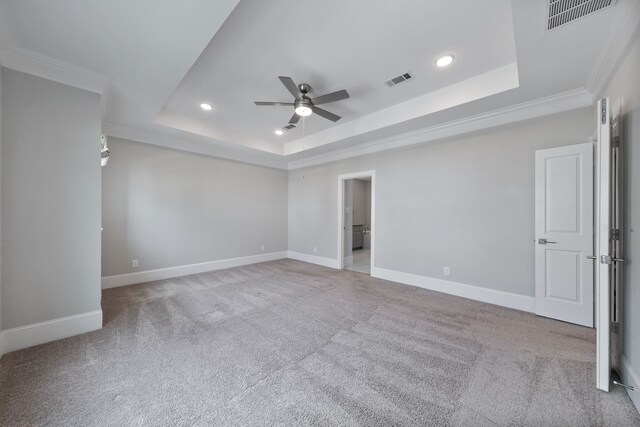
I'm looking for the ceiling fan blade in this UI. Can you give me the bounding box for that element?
[289,113,300,124]
[311,89,350,105]
[254,101,294,106]
[313,106,341,122]
[279,76,302,100]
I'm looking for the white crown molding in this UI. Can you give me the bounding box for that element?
[0,45,110,96]
[0,17,624,172]
[587,1,640,98]
[284,63,520,156]
[107,84,592,173]
[0,310,102,357]
[102,251,288,289]
[372,267,535,313]
[288,88,593,170]
[102,122,288,170]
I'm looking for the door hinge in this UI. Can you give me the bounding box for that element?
[601,100,607,124]
[612,322,619,333]
[612,136,620,148]
[611,229,620,240]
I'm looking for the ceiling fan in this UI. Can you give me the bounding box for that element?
[254,76,350,124]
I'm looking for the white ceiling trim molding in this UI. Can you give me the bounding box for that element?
[102,122,287,170]
[586,0,640,98]
[0,45,111,101]
[283,63,520,156]
[288,88,593,170]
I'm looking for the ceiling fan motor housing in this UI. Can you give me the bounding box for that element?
[298,83,311,94]
[295,98,313,110]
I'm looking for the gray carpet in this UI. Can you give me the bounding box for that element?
[1,259,638,426]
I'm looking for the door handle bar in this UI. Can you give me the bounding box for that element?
[537,238,558,245]
[592,255,626,264]
[586,256,623,262]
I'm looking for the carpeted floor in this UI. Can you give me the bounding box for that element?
[1,259,639,426]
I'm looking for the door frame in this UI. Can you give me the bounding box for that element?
[596,97,612,391]
[337,170,376,271]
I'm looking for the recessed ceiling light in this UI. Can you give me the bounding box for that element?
[435,54,455,68]
[274,129,284,135]
[200,103,213,111]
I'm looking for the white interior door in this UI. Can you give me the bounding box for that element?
[534,142,594,327]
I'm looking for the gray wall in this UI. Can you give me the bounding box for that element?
[289,108,594,297]
[353,179,368,226]
[603,34,640,408]
[101,138,288,277]
[1,69,102,329]
[343,180,353,259]
[364,180,372,249]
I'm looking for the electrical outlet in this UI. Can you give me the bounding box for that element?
[132,259,139,268]
[260,245,265,251]
[314,247,318,253]
[443,266,450,276]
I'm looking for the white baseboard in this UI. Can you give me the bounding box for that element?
[371,267,535,313]
[101,251,288,289]
[619,353,640,412]
[287,251,340,269]
[0,310,103,358]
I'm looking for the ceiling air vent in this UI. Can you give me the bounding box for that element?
[385,72,412,87]
[283,124,296,130]
[547,0,616,31]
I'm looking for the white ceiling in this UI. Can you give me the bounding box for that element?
[0,0,638,169]
[158,0,518,155]
[0,0,239,127]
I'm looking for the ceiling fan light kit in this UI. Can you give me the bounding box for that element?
[255,76,350,126]
[294,101,313,117]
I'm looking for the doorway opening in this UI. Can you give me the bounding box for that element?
[338,171,375,274]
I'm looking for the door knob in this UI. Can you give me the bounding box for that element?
[612,258,625,263]
[538,238,558,245]
[587,256,597,260]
